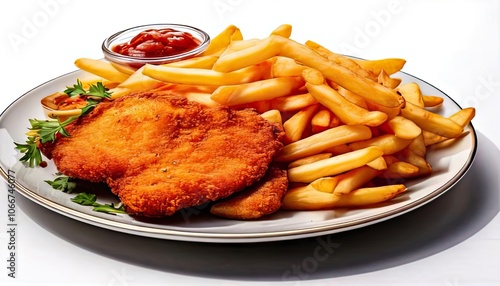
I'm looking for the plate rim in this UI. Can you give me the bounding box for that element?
[0,69,478,243]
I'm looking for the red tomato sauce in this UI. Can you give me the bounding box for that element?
[112,28,200,58]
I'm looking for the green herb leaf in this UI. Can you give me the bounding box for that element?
[87,82,112,99]
[45,176,77,193]
[64,79,86,97]
[71,192,97,206]
[71,192,125,215]
[14,137,42,167]
[64,79,111,99]
[93,202,126,214]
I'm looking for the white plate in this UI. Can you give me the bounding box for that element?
[0,70,476,243]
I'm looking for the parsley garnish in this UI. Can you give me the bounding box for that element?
[45,176,77,193]
[14,137,42,168]
[64,79,111,99]
[71,192,126,215]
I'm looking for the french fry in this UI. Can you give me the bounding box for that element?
[378,69,402,89]
[366,156,388,170]
[276,124,372,162]
[381,157,420,179]
[185,92,220,107]
[270,93,318,112]
[397,82,424,108]
[288,153,332,168]
[288,146,384,183]
[109,66,165,99]
[211,76,304,106]
[324,144,352,156]
[302,68,325,85]
[386,116,422,140]
[397,148,432,176]
[163,55,218,69]
[408,134,427,157]
[400,102,464,138]
[423,107,475,146]
[219,39,261,59]
[333,185,406,207]
[306,40,378,81]
[351,58,406,75]
[75,58,130,83]
[110,62,136,75]
[333,165,382,195]
[282,183,406,210]
[271,24,292,38]
[310,177,339,193]
[422,95,444,108]
[282,185,341,210]
[349,134,413,155]
[260,109,282,125]
[272,56,306,77]
[283,104,319,142]
[311,108,332,134]
[201,25,240,56]
[142,60,272,86]
[335,85,368,109]
[306,82,388,127]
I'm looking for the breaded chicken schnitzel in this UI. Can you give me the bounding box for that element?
[41,91,284,217]
[210,164,288,220]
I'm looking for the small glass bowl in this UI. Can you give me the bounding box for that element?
[102,23,210,69]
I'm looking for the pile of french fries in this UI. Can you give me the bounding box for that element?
[69,24,475,212]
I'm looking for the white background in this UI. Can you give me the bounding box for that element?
[0,0,499,285]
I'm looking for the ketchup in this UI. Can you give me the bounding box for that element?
[112,28,200,58]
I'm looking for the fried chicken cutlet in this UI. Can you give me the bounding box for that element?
[210,164,288,220]
[41,91,284,217]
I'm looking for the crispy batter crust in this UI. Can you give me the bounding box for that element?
[210,165,288,220]
[43,91,284,217]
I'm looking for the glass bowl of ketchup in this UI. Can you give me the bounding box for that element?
[102,23,210,69]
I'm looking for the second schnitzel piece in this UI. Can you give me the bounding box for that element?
[43,91,284,217]
[210,165,288,220]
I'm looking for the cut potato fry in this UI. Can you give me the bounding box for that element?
[333,165,382,195]
[311,108,332,134]
[270,93,318,112]
[422,95,444,108]
[288,146,384,183]
[75,58,130,83]
[283,104,319,142]
[211,76,304,106]
[306,40,377,81]
[401,102,464,138]
[143,60,271,86]
[201,25,240,56]
[272,56,307,77]
[378,69,402,89]
[397,82,425,108]
[260,109,282,125]
[351,58,406,75]
[387,116,422,139]
[366,156,388,170]
[335,185,407,207]
[306,82,388,127]
[349,134,413,155]
[163,55,218,69]
[271,24,292,38]
[276,125,372,162]
[288,153,332,168]
[282,183,406,210]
